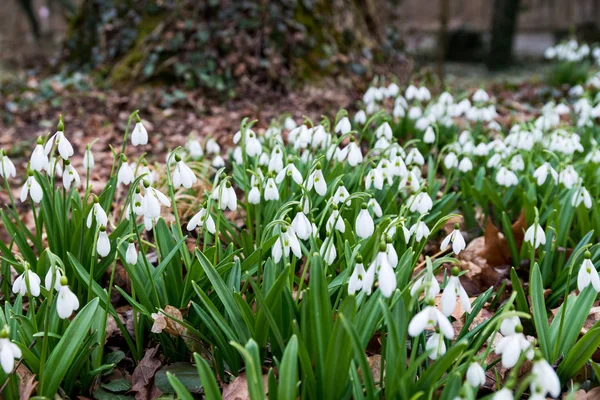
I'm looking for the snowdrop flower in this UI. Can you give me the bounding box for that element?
[372,244,396,297]
[365,167,384,190]
[97,226,111,257]
[30,138,49,172]
[411,272,440,300]
[426,332,446,360]
[387,82,400,97]
[125,240,138,265]
[441,267,471,316]
[368,198,382,218]
[117,159,135,186]
[86,198,108,228]
[418,87,431,102]
[354,110,367,125]
[405,85,419,100]
[423,126,436,143]
[57,276,79,319]
[63,160,81,190]
[558,165,578,188]
[244,130,262,157]
[335,116,351,135]
[495,323,533,368]
[12,267,41,297]
[458,157,473,172]
[346,138,363,166]
[143,182,172,218]
[172,154,197,189]
[187,206,216,234]
[332,183,351,206]
[385,237,398,268]
[355,203,374,239]
[264,177,279,201]
[496,167,518,187]
[408,301,454,339]
[348,255,375,295]
[533,163,558,185]
[20,171,43,203]
[276,162,303,185]
[577,251,600,292]
[273,227,302,263]
[292,208,312,240]
[44,265,62,292]
[0,327,21,374]
[375,122,393,140]
[248,184,261,204]
[326,206,345,233]
[493,388,514,400]
[206,138,220,154]
[213,180,237,211]
[268,147,284,173]
[405,148,424,165]
[45,117,74,159]
[306,164,327,196]
[284,117,297,131]
[186,137,204,159]
[472,89,489,103]
[0,149,16,179]
[466,362,486,387]
[131,115,149,146]
[409,192,433,214]
[83,144,95,170]
[212,155,225,168]
[320,235,337,265]
[524,222,546,249]
[444,152,458,169]
[409,221,430,242]
[571,185,592,209]
[441,223,466,255]
[530,354,561,399]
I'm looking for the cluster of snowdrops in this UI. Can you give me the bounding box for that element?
[0,80,599,398]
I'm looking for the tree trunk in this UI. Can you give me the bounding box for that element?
[487,0,521,70]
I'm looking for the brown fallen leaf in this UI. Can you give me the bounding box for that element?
[131,346,162,400]
[222,373,269,400]
[151,305,187,336]
[17,364,37,399]
[573,387,600,399]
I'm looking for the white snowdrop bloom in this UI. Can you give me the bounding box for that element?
[117,161,135,186]
[374,137,391,151]
[368,198,383,218]
[425,332,446,360]
[372,246,396,297]
[493,388,514,400]
[530,357,561,399]
[488,120,502,131]
[20,172,43,203]
[97,226,111,257]
[385,241,398,268]
[500,315,521,336]
[132,191,144,216]
[320,236,337,265]
[544,46,557,59]
[125,241,138,265]
[393,104,405,118]
[569,84,584,97]
[63,161,81,190]
[415,116,434,131]
[509,154,524,171]
[143,216,155,231]
[496,167,518,187]
[0,150,16,179]
[423,126,436,143]
[273,227,302,263]
[354,110,367,125]
[405,85,419,100]
[441,268,471,317]
[473,142,488,156]
[136,164,155,185]
[355,204,374,239]
[346,140,363,166]
[409,192,433,214]
[264,178,279,201]
[577,251,600,292]
[305,165,327,196]
[292,210,312,240]
[444,152,458,169]
[409,221,430,242]
[332,184,351,206]
[131,117,149,146]
[12,269,41,297]
[57,278,80,319]
[30,139,49,172]
[206,138,221,154]
[268,147,284,173]
[458,157,473,172]
[387,82,400,97]
[495,325,533,368]
[244,130,262,157]
[487,153,502,168]
[441,224,466,255]
[276,163,303,185]
[45,123,74,160]
[405,148,424,165]
[533,163,558,186]
[411,272,441,300]
[466,362,486,387]
[248,185,261,204]
[418,86,431,102]
[473,89,490,103]
[0,330,22,374]
[375,122,393,140]
[326,207,345,234]
[572,186,592,209]
[408,303,454,339]
[186,138,204,159]
[365,167,384,190]
[213,181,237,211]
[284,117,297,131]
[83,145,95,170]
[172,157,197,189]
[212,155,225,168]
[258,152,270,166]
[86,200,108,228]
[335,117,351,135]
[408,106,422,120]
[558,165,578,188]
[187,207,216,234]
[524,222,546,249]
[349,256,375,296]
[585,148,600,163]
[44,265,62,292]
[143,184,172,218]
[334,145,349,163]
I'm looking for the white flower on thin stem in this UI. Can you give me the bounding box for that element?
[264,177,279,201]
[348,256,375,295]
[354,110,367,125]
[408,302,454,339]
[458,157,473,172]
[496,167,518,187]
[571,185,592,209]
[335,116,351,135]
[63,160,81,190]
[441,223,466,255]
[495,324,533,368]
[355,204,374,239]
[558,165,578,189]
[212,155,225,168]
[86,199,108,228]
[524,222,546,249]
[268,147,284,173]
[131,116,148,146]
[320,236,337,265]
[186,138,204,159]
[0,149,16,179]
[406,148,425,165]
[187,206,216,234]
[83,144,95,170]
[423,126,436,143]
[125,241,138,265]
[212,181,237,211]
[577,251,600,292]
[20,172,43,203]
[533,163,558,186]
[12,268,41,297]
[466,362,486,387]
[272,227,302,263]
[276,162,303,185]
[444,152,458,169]
[0,328,22,374]
[143,183,172,218]
[326,206,345,234]
[30,139,49,172]
[409,192,432,214]
[117,160,135,186]
[493,388,514,400]
[441,267,471,317]
[97,226,111,257]
[375,122,393,140]
[292,209,312,240]
[386,240,398,268]
[425,332,446,360]
[346,139,363,167]
[45,118,74,159]
[244,130,262,157]
[248,184,261,204]
[57,277,79,319]
[373,246,396,297]
[44,265,62,291]
[368,198,383,218]
[306,164,327,196]
[530,356,561,399]
[411,273,440,300]
[332,184,350,206]
[365,167,384,190]
[172,155,197,189]
[409,221,430,242]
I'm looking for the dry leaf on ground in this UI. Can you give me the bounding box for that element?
[222,373,269,400]
[131,346,162,400]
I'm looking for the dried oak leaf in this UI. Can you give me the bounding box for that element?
[17,364,37,399]
[222,373,269,400]
[131,346,162,400]
[151,305,187,336]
